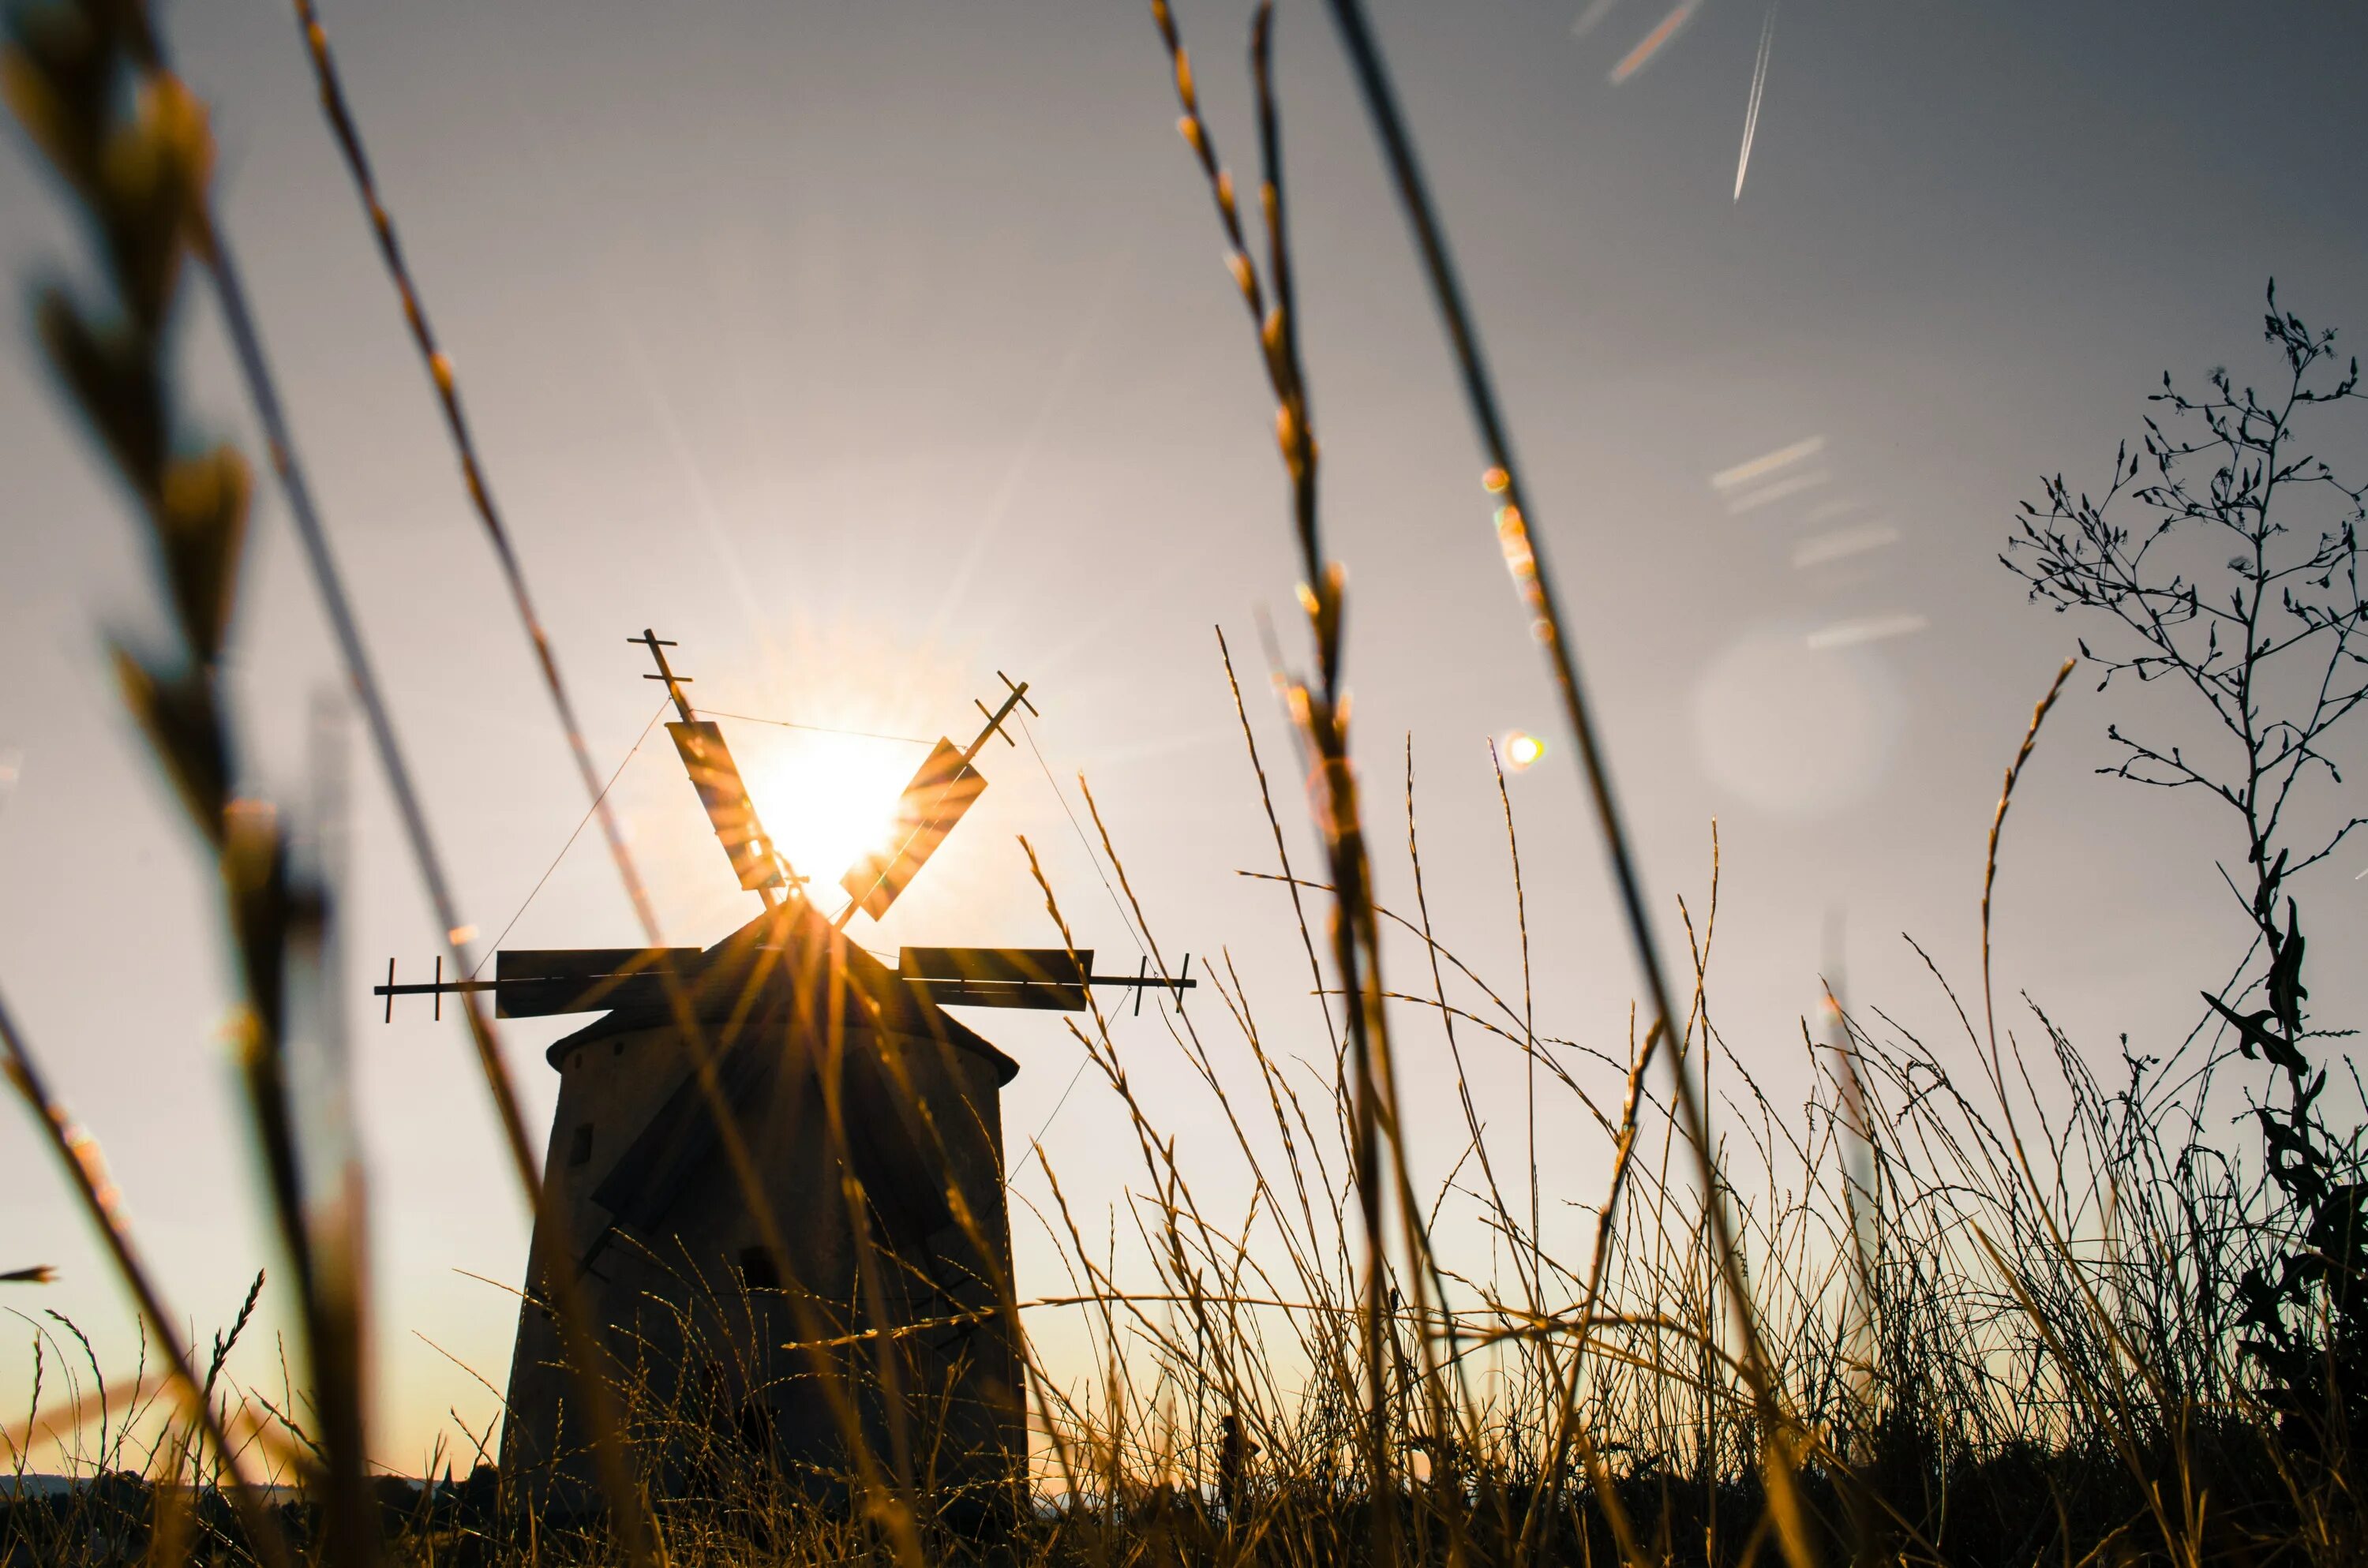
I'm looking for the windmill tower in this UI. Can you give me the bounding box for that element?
[377,633,1190,1517]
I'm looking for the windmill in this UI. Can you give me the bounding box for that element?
[376,631,1191,1516]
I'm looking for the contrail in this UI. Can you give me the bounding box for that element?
[1734,2,1778,200]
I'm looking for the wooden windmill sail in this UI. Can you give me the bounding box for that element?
[375,633,1190,1517]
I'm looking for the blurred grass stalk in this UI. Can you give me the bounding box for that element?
[1297,0,1830,1558]
[1148,4,1451,1559]
[281,1,941,1554]
[0,0,353,1559]
[1147,0,1812,1559]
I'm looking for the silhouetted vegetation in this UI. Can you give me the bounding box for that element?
[2010,289,2368,1475]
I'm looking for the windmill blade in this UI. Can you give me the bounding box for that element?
[897,947,1089,1009]
[667,720,786,893]
[492,946,706,1017]
[838,739,986,922]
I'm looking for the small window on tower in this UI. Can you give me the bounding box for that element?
[568,1124,594,1167]
[738,1248,780,1292]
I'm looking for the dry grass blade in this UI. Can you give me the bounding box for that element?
[1982,657,2077,1067]
[24,3,664,1547]
[1310,2,1815,1560]
[284,0,616,864]
[1145,7,1408,1557]
[0,997,291,1568]
[277,6,926,1557]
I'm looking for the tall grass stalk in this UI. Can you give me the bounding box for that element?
[280,7,948,1553]
[1296,3,1823,1558]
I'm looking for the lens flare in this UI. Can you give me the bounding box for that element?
[1501,730,1547,772]
[1609,0,1700,84]
[734,730,927,889]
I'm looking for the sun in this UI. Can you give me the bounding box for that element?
[731,728,931,894]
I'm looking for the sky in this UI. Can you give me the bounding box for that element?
[2,0,2364,1474]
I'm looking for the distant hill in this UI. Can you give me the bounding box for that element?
[1,1475,309,1503]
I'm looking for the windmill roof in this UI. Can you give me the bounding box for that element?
[541,903,1020,1085]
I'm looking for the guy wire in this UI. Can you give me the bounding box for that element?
[692,709,934,747]
[1007,709,1159,1187]
[470,698,670,979]
[1016,712,1148,958]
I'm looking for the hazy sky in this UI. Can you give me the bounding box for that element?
[3,0,2363,1471]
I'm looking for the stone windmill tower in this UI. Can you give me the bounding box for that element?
[377,633,1190,1516]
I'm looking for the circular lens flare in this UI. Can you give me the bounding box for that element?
[1501,730,1546,772]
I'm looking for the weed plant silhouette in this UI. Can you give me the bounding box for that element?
[2007,288,2368,1472]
